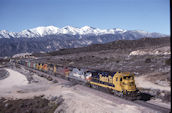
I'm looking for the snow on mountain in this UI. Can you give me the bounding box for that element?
[0,26,167,38]
[12,52,32,58]
[17,26,60,38]
[0,30,17,38]
[61,26,79,35]
[0,30,10,38]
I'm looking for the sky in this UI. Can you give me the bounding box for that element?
[0,0,170,35]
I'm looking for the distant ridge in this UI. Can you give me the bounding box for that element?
[0,26,167,38]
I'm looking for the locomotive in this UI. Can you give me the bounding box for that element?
[14,59,140,100]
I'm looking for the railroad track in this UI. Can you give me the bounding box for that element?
[13,63,171,113]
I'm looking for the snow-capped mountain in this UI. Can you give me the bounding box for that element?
[0,26,167,38]
[0,26,169,57]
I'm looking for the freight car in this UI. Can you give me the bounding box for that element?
[15,59,140,100]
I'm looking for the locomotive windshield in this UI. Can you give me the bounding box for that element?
[123,76,134,80]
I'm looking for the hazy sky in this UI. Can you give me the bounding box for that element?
[0,0,170,35]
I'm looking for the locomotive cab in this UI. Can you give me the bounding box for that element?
[119,72,140,99]
[121,73,136,92]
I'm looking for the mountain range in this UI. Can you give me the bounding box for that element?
[0,26,168,57]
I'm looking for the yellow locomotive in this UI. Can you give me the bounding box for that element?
[89,71,140,99]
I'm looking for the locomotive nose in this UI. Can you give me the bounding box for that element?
[122,81,136,91]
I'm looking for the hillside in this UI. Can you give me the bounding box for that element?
[47,37,170,56]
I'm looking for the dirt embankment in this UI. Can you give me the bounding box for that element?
[0,69,9,80]
[0,96,64,113]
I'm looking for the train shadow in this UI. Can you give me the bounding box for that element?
[139,92,154,101]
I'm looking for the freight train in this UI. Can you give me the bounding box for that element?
[13,59,140,100]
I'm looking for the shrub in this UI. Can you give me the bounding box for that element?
[145,58,151,63]
[116,60,120,63]
[47,76,53,81]
[165,58,171,65]
[162,92,171,102]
